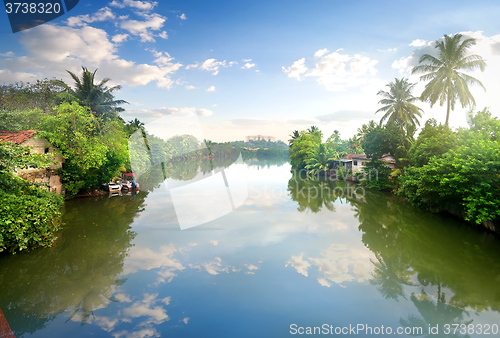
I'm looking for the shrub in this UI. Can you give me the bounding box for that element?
[0,173,63,253]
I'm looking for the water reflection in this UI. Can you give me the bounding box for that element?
[286,177,500,335]
[0,192,145,336]
[1,162,500,337]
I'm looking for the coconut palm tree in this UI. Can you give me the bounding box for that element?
[356,120,377,147]
[288,130,300,146]
[307,126,319,134]
[54,67,128,120]
[412,34,486,126]
[376,78,423,132]
[305,143,336,175]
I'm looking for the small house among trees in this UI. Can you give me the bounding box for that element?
[341,152,396,172]
[0,130,64,193]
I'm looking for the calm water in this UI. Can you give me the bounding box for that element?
[1,160,500,337]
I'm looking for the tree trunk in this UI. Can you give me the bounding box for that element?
[445,92,451,126]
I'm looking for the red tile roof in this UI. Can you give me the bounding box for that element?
[342,152,369,160]
[0,130,37,144]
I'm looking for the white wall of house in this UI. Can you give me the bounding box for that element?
[17,137,64,194]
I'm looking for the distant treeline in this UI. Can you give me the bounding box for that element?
[230,139,289,161]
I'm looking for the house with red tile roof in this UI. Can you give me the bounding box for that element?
[0,130,64,194]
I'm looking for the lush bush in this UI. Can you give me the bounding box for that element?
[408,118,456,167]
[38,102,128,197]
[361,161,393,191]
[0,172,63,253]
[289,130,322,170]
[396,109,500,224]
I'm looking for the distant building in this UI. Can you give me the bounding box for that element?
[246,135,276,142]
[0,130,64,194]
[341,152,396,172]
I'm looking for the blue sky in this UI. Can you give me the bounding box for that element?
[1,0,500,141]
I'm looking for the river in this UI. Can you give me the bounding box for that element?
[1,160,500,337]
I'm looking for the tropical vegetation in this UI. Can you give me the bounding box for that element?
[412,33,486,126]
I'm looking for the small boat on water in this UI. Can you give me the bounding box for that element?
[121,173,139,191]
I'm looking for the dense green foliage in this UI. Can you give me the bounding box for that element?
[0,142,63,253]
[288,129,323,170]
[39,102,129,197]
[408,118,456,167]
[397,108,500,225]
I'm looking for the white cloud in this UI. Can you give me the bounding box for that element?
[206,86,216,92]
[189,257,233,275]
[317,277,332,287]
[242,62,255,69]
[119,12,166,42]
[314,48,329,58]
[113,328,159,338]
[162,296,171,306]
[307,244,374,286]
[242,58,252,62]
[283,49,379,91]
[185,85,195,90]
[178,13,187,20]
[66,7,115,27]
[187,58,237,75]
[0,51,14,57]
[285,253,311,277]
[110,0,157,11]
[122,244,185,284]
[123,106,213,121]
[114,293,132,303]
[0,24,182,89]
[158,31,168,39]
[306,50,378,91]
[209,240,219,246]
[391,56,412,75]
[112,33,130,43]
[122,293,170,324]
[182,317,190,324]
[282,58,308,80]
[377,47,397,52]
[409,39,427,47]
[245,264,259,271]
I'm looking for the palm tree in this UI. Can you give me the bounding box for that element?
[412,34,486,126]
[54,67,128,120]
[307,126,319,134]
[376,78,423,131]
[305,143,336,175]
[356,120,376,149]
[288,130,300,146]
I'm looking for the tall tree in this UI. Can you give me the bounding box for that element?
[288,130,300,146]
[307,125,320,135]
[53,67,128,121]
[412,34,486,126]
[376,78,423,131]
